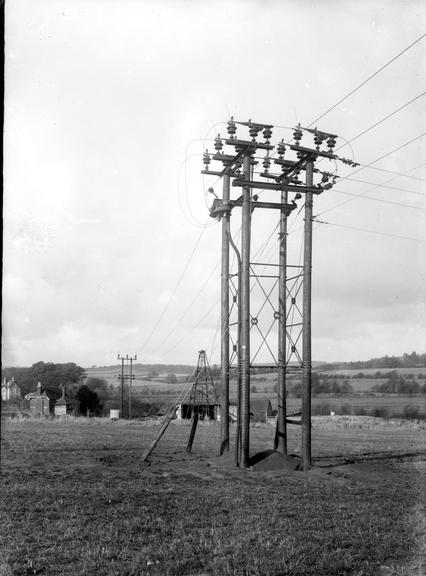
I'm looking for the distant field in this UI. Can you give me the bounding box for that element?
[284,394,426,417]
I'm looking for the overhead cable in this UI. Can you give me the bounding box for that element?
[336,91,426,150]
[308,34,425,126]
[140,219,211,354]
[315,219,426,244]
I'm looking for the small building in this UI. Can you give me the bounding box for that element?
[176,402,220,420]
[24,382,51,417]
[1,377,22,402]
[228,399,275,423]
[54,386,73,417]
[250,398,274,423]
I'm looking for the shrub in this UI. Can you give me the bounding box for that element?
[401,405,419,420]
[372,407,389,419]
[337,404,352,416]
[131,399,164,418]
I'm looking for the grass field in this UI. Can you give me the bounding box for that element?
[1,416,425,575]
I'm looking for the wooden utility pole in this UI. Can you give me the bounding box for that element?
[118,353,137,419]
[118,354,125,418]
[276,190,288,455]
[240,153,252,469]
[128,355,137,419]
[220,172,231,454]
[302,160,314,469]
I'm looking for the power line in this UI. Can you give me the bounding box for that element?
[318,134,425,216]
[308,34,425,126]
[349,133,425,178]
[314,219,426,244]
[162,297,220,358]
[335,91,426,150]
[149,259,221,354]
[329,188,426,211]
[140,219,210,354]
[345,176,426,197]
[359,164,426,182]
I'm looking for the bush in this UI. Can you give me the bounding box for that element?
[337,404,352,416]
[401,405,419,420]
[131,399,165,418]
[372,407,389,418]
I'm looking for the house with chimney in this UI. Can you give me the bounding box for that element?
[1,377,22,402]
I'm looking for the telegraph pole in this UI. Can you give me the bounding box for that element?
[128,354,137,420]
[117,354,125,418]
[117,353,137,419]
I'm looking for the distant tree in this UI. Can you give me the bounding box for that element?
[146,370,159,380]
[372,380,394,394]
[331,381,341,395]
[76,385,102,415]
[398,379,420,396]
[165,373,177,384]
[251,385,258,394]
[2,362,85,399]
[85,377,109,401]
[30,361,85,386]
[421,383,426,394]
[312,374,331,395]
[340,379,354,395]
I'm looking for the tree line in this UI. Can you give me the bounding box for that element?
[1,362,105,415]
[317,351,426,371]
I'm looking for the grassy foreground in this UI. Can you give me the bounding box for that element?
[0,417,425,576]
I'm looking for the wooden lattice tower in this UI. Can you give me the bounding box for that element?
[186,349,217,452]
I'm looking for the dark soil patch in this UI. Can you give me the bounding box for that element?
[249,449,301,471]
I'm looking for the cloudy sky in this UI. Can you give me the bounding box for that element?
[3,1,425,368]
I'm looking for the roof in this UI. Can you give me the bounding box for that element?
[2,379,21,390]
[229,398,273,412]
[25,391,50,400]
[250,398,272,412]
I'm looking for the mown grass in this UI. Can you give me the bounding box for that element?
[1,418,425,575]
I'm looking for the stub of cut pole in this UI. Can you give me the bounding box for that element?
[302,160,313,469]
[276,190,288,455]
[220,172,230,454]
[240,154,252,468]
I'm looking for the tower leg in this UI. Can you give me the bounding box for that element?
[220,173,230,454]
[241,153,251,468]
[276,191,288,454]
[302,160,313,469]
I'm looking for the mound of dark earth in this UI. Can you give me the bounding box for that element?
[208,449,301,472]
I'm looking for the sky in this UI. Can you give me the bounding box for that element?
[3,0,426,368]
